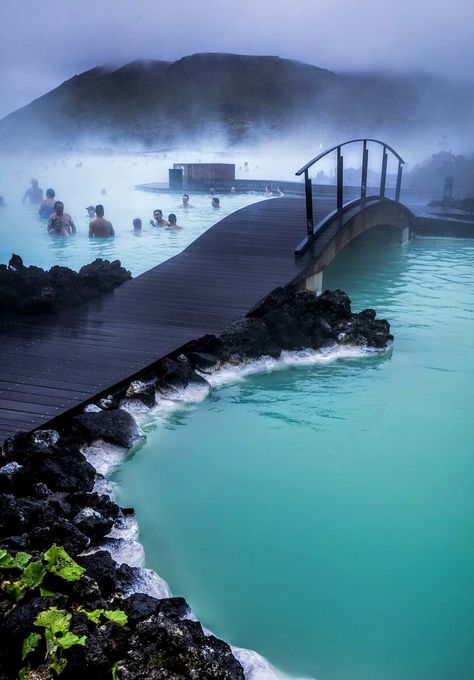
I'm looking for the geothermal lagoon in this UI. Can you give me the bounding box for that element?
[1,153,473,679]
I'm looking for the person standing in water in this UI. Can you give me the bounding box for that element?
[132,218,142,232]
[38,188,56,218]
[23,179,43,204]
[150,209,169,227]
[166,213,182,230]
[89,204,115,238]
[47,201,76,236]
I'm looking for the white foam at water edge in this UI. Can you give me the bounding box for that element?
[202,344,384,388]
[123,567,171,600]
[107,511,139,542]
[231,646,313,680]
[83,439,129,477]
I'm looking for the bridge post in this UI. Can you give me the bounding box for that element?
[380,145,388,197]
[361,140,368,198]
[304,170,314,237]
[395,161,403,202]
[305,270,323,296]
[337,147,343,213]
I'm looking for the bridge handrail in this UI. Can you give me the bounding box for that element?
[294,138,406,257]
[295,138,405,176]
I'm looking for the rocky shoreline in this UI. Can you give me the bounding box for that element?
[0,255,131,314]
[0,287,393,679]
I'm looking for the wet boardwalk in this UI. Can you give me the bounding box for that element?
[0,194,417,444]
[0,198,327,443]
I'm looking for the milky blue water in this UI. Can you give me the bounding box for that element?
[115,236,474,680]
[0,153,264,276]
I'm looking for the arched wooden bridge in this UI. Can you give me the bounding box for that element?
[0,140,416,444]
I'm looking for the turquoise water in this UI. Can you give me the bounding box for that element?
[116,237,474,680]
[0,153,263,275]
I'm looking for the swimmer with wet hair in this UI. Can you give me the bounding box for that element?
[150,209,169,227]
[133,218,142,232]
[86,205,95,219]
[166,213,183,230]
[211,197,220,209]
[89,204,115,237]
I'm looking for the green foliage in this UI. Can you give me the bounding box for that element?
[103,609,128,626]
[1,546,127,679]
[78,607,128,626]
[21,632,41,661]
[39,586,55,597]
[34,607,86,676]
[3,579,27,603]
[22,561,47,589]
[1,545,85,607]
[18,665,31,680]
[43,545,85,582]
[0,549,31,570]
[35,607,72,635]
[78,607,103,624]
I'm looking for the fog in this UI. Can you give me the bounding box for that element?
[2,0,474,119]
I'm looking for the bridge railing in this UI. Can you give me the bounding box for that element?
[295,139,405,240]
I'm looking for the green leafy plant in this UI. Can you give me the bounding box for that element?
[44,545,86,582]
[78,607,128,627]
[1,547,127,679]
[0,545,84,605]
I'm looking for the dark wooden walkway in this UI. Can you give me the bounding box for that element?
[0,195,408,444]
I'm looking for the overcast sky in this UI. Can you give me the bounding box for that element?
[0,0,473,119]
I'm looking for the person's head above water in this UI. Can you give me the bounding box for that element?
[133,218,142,231]
[31,179,39,188]
[153,209,163,218]
[46,188,55,199]
[95,204,104,217]
[54,201,64,215]
[168,213,177,224]
[183,194,189,203]
[211,197,220,208]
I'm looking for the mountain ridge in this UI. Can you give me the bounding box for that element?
[1,52,472,150]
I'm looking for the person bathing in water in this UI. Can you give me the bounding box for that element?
[166,213,182,230]
[23,179,43,205]
[132,218,142,232]
[179,193,193,209]
[38,188,56,218]
[89,204,115,238]
[47,201,76,236]
[86,205,96,220]
[150,209,169,227]
[211,197,220,209]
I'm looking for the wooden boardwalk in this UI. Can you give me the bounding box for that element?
[0,195,396,444]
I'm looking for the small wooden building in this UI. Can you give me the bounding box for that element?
[170,163,235,190]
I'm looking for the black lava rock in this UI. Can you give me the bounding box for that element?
[75,409,143,448]
[0,256,131,314]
